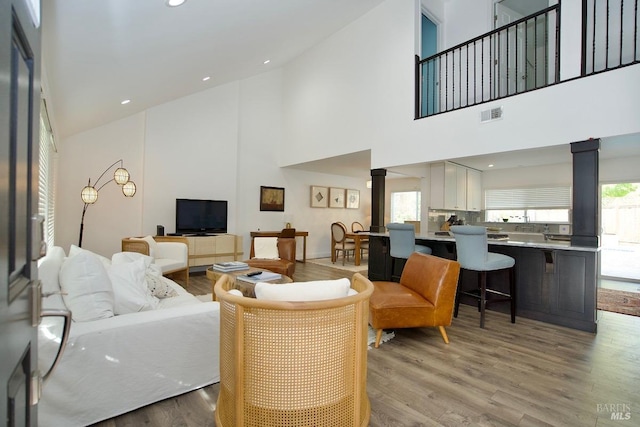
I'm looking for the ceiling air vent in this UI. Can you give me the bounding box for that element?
[481,106,503,123]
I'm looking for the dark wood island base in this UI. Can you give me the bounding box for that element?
[368,233,599,332]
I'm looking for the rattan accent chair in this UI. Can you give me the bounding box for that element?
[214,273,373,427]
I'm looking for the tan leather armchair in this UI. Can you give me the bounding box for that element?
[369,252,460,347]
[245,237,296,278]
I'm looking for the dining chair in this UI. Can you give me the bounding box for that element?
[351,221,365,233]
[351,221,368,259]
[331,222,356,265]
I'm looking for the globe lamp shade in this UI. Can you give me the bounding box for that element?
[81,185,98,204]
[122,181,136,197]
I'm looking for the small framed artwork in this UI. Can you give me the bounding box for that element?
[310,186,328,208]
[260,186,285,211]
[346,189,360,209]
[329,187,345,208]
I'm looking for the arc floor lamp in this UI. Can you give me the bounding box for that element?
[79,159,136,247]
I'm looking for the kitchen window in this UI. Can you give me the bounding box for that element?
[484,186,571,223]
[390,191,421,223]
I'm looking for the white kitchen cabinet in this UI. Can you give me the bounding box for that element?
[430,162,482,211]
[466,168,482,211]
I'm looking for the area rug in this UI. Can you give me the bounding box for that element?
[367,326,395,350]
[307,257,368,274]
[597,289,640,317]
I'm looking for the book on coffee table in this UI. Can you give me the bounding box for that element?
[213,261,249,272]
[236,271,282,283]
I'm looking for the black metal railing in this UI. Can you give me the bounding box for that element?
[582,0,640,75]
[415,5,560,119]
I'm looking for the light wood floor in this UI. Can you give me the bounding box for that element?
[93,263,640,427]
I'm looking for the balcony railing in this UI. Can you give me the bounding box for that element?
[416,1,640,119]
[582,0,640,75]
[415,5,560,119]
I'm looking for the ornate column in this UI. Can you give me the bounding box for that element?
[370,169,387,232]
[571,138,600,247]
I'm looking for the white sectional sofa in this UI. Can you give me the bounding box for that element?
[37,246,220,427]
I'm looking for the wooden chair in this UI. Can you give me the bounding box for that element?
[351,221,365,233]
[214,273,373,427]
[369,252,460,346]
[331,222,356,265]
[351,221,369,259]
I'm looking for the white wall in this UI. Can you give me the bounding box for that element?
[282,0,416,169]
[56,114,146,256]
[53,0,640,259]
[142,81,241,238]
[54,69,372,259]
[281,0,640,173]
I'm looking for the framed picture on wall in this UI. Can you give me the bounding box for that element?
[346,189,360,209]
[260,186,285,211]
[329,187,345,208]
[310,186,328,208]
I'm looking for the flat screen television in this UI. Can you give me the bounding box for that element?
[175,199,228,235]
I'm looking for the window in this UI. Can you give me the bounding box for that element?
[38,100,57,249]
[484,186,571,223]
[390,191,421,223]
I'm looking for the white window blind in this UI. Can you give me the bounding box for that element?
[38,100,57,249]
[485,186,571,209]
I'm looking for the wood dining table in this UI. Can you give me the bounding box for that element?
[331,231,370,266]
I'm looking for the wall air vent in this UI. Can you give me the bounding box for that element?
[480,106,503,123]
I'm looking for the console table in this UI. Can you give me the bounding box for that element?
[250,230,308,262]
[183,234,243,267]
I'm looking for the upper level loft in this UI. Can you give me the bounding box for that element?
[415,0,640,119]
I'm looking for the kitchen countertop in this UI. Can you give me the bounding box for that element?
[369,231,600,252]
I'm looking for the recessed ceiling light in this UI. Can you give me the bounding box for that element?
[121,99,131,105]
[488,164,494,168]
[166,0,186,7]
[202,76,211,81]
[263,59,271,65]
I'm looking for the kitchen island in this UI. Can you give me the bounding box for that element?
[368,231,600,332]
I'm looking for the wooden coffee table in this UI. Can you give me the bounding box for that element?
[206,267,293,299]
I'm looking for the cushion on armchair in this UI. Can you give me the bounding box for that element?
[253,237,279,259]
[246,237,296,278]
[254,278,351,301]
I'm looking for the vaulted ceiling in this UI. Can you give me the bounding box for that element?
[42,0,385,139]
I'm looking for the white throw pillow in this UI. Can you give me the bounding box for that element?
[60,251,115,322]
[253,237,279,259]
[254,278,351,301]
[68,244,112,269]
[108,258,159,314]
[112,251,154,268]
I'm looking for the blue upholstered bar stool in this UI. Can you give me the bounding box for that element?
[450,225,515,328]
[386,223,432,280]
